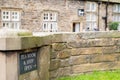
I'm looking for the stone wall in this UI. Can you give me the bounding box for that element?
[1,30,120,80]
[49,32,120,80]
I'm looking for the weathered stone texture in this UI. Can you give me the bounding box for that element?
[49,32,120,80]
[0,52,6,80]
[60,59,70,67]
[6,52,18,80]
[50,59,60,71]
[19,70,38,80]
[90,54,118,63]
[72,62,120,74]
[70,46,117,55]
[57,49,71,59]
[50,67,71,80]
[68,39,116,48]
[70,55,91,65]
[52,43,67,51]
[71,47,103,56]
[38,46,50,80]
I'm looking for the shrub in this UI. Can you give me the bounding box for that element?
[109,22,119,30]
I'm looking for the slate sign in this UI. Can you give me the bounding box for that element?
[19,51,37,74]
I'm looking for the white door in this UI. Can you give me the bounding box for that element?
[75,23,80,32]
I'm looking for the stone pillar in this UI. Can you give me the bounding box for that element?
[38,46,50,80]
[6,52,18,80]
[0,28,41,80]
[0,28,52,80]
[0,52,6,80]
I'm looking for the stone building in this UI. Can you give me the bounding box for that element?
[0,0,120,32]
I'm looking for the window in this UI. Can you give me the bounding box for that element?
[42,12,58,32]
[1,10,21,29]
[113,4,120,13]
[113,15,120,22]
[86,14,97,30]
[86,14,96,21]
[78,9,84,16]
[86,2,96,12]
[113,4,120,25]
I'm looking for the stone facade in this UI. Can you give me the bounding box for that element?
[0,0,120,32]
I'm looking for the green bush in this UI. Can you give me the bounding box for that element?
[109,22,119,30]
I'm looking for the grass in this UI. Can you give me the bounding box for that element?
[57,70,120,80]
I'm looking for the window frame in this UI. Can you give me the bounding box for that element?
[78,9,84,16]
[86,2,96,12]
[1,10,21,29]
[86,13,97,30]
[113,4,120,13]
[86,13,96,22]
[42,12,58,32]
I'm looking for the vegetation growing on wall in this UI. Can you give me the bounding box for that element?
[109,22,119,30]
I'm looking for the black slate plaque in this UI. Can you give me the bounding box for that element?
[19,51,37,74]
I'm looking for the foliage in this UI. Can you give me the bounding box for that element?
[57,70,120,80]
[109,22,119,30]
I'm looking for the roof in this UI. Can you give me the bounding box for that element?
[101,0,120,3]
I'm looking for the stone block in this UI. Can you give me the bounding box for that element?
[78,31,120,39]
[70,55,91,65]
[49,70,58,79]
[72,62,120,74]
[68,38,116,48]
[115,38,120,46]
[90,54,117,63]
[71,47,102,56]
[115,54,120,61]
[57,49,71,59]
[19,71,38,80]
[62,33,81,42]
[60,59,70,67]
[50,59,60,71]
[52,43,67,51]
[58,67,71,77]
[51,34,63,43]
[102,46,117,54]
[50,67,71,79]
[50,52,57,59]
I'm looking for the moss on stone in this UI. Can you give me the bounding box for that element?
[17,32,32,36]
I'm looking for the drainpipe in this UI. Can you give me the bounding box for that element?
[98,1,101,31]
[105,0,109,31]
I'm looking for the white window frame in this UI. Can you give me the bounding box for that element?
[113,15,120,22]
[42,12,58,32]
[86,2,96,12]
[86,14,96,21]
[86,13,97,30]
[2,11,10,21]
[113,4,120,13]
[1,10,21,29]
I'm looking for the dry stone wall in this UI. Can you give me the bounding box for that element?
[49,32,120,80]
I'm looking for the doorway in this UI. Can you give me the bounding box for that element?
[73,23,80,32]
